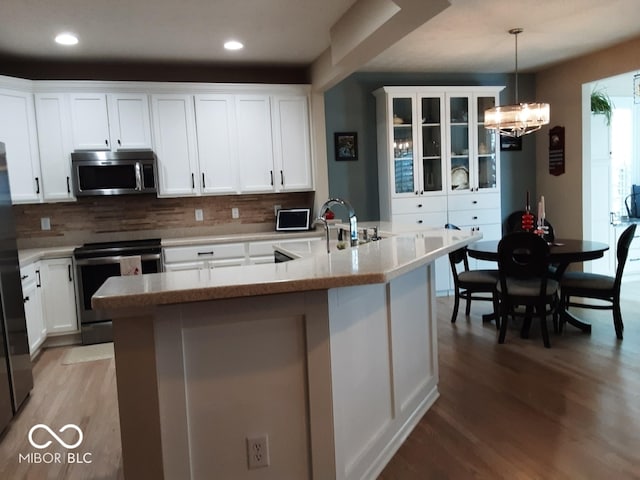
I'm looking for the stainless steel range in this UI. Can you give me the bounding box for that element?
[73,238,162,344]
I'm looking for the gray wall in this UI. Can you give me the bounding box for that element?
[324,71,538,228]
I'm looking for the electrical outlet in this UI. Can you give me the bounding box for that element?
[274,204,281,217]
[195,209,204,222]
[246,435,270,469]
[40,217,51,231]
[232,207,240,219]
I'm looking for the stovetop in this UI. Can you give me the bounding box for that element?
[73,238,162,258]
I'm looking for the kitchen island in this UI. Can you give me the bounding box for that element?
[93,225,479,480]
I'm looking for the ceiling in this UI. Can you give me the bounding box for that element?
[2,0,640,79]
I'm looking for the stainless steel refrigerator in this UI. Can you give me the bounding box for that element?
[0,141,33,434]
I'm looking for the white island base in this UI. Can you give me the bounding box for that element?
[112,263,439,480]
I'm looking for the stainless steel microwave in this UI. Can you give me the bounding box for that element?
[71,150,157,196]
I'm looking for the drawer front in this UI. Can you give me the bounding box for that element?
[448,193,500,211]
[392,196,447,215]
[393,212,448,228]
[164,243,246,263]
[448,208,500,226]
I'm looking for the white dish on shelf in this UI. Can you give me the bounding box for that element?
[451,166,469,190]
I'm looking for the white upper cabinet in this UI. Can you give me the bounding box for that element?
[271,95,313,192]
[69,93,152,151]
[446,91,500,195]
[34,93,75,201]
[236,95,275,193]
[194,95,239,194]
[108,94,153,149]
[152,94,200,197]
[0,88,42,203]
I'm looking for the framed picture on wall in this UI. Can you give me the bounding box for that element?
[334,132,358,161]
[500,135,522,151]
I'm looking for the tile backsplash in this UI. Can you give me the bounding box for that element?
[14,192,315,249]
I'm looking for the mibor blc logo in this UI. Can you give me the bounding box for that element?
[19,423,92,465]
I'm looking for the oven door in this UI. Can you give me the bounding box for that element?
[75,254,161,344]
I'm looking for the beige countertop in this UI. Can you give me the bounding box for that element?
[18,245,79,267]
[93,226,481,310]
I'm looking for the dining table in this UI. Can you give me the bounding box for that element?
[466,238,610,333]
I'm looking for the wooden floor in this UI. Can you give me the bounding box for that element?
[1,281,639,480]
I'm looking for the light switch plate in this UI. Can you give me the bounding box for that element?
[195,209,204,222]
[40,217,51,230]
[232,207,239,219]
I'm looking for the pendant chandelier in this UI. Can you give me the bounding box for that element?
[485,28,550,138]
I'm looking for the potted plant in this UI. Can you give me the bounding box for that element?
[591,87,613,125]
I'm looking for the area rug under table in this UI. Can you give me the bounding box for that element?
[62,343,114,364]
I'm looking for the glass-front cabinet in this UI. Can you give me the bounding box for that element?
[375,85,504,295]
[387,93,446,197]
[447,92,499,194]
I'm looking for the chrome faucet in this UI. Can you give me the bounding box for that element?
[319,198,358,248]
[312,215,330,254]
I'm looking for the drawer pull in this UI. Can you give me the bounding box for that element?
[629,258,640,262]
[21,274,28,280]
[417,204,423,208]
[417,220,423,224]
[197,251,214,256]
[473,216,478,220]
[472,200,478,204]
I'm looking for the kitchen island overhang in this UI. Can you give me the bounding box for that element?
[93,227,479,480]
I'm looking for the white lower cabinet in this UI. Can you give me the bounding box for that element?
[39,257,79,335]
[21,262,46,355]
[163,243,247,271]
[384,196,452,293]
[164,238,320,271]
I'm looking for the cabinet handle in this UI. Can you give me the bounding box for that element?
[280,170,284,186]
[36,269,41,288]
[415,191,419,195]
[118,139,122,146]
[417,204,423,208]
[420,190,424,194]
[270,170,274,186]
[21,274,28,280]
[197,251,214,256]
[630,258,640,262]
[417,220,423,224]
[23,296,29,303]
[472,200,478,204]
[473,216,478,220]
[105,139,109,146]
[67,176,71,193]
[191,173,195,189]
[35,177,40,194]
[68,264,73,282]
[202,173,206,189]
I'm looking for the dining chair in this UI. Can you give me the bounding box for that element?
[559,223,637,339]
[497,232,559,348]
[445,224,500,327]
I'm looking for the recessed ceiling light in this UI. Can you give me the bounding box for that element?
[224,40,244,51]
[55,32,79,46]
